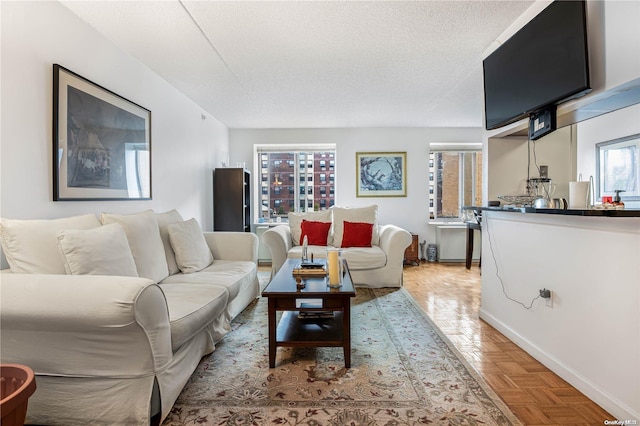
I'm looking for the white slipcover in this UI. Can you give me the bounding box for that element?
[0,228,260,425]
[263,223,411,288]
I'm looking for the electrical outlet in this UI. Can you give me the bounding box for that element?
[545,290,553,308]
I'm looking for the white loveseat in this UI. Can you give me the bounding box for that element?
[262,205,412,288]
[0,209,260,425]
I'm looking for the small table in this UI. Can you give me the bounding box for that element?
[261,258,356,368]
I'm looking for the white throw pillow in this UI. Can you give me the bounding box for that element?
[56,223,138,277]
[156,209,184,276]
[287,210,333,246]
[167,218,214,274]
[100,210,169,283]
[332,205,379,248]
[0,214,101,274]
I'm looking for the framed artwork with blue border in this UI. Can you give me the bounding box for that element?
[356,152,407,197]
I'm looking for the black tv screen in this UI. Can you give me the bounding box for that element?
[483,0,591,130]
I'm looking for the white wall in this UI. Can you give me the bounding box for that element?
[0,2,228,233]
[230,127,482,245]
[576,104,640,209]
[602,0,640,92]
[487,126,576,202]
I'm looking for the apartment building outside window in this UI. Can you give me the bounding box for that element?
[256,145,336,221]
[428,148,482,220]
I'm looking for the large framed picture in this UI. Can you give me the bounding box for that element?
[53,64,151,201]
[595,134,640,201]
[356,152,407,197]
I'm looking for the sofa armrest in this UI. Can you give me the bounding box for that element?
[378,224,412,265]
[203,231,258,263]
[0,273,172,377]
[261,225,292,277]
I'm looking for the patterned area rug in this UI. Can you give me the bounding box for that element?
[164,285,520,425]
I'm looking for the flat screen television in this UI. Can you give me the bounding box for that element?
[483,0,591,132]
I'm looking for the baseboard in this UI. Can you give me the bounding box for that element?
[479,308,639,421]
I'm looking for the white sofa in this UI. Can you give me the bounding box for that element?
[0,209,260,425]
[262,206,412,288]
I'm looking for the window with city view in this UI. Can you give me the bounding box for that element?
[256,145,336,221]
[428,150,482,220]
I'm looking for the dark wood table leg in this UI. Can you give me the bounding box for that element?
[465,225,474,269]
[268,298,276,368]
[342,298,351,368]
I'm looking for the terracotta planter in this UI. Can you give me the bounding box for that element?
[1,364,37,426]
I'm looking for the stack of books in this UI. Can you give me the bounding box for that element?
[297,301,334,319]
[292,261,326,277]
[298,311,334,319]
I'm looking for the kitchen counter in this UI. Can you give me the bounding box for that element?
[476,208,640,420]
[462,205,640,217]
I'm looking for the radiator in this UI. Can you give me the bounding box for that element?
[435,224,480,262]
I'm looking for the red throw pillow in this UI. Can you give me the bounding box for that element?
[341,221,373,248]
[300,220,332,246]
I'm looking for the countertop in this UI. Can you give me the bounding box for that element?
[462,205,640,217]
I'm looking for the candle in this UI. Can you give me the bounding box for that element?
[328,250,340,286]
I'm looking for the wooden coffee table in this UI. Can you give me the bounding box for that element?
[261,258,356,368]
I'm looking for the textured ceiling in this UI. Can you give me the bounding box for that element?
[61,1,534,129]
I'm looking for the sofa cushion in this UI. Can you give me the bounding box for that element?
[332,205,379,248]
[160,259,255,303]
[100,210,169,283]
[341,221,373,248]
[288,210,332,246]
[300,220,332,246]
[287,246,387,270]
[156,209,184,275]
[0,214,101,274]
[341,246,387,270]
[56,223,138,277]
[158,283,229,351]
[168,218,213,274]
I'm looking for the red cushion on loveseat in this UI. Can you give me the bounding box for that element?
[300,220,332,246]
[341,221,373,248]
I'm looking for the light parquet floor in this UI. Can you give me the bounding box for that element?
[402,261,613,426]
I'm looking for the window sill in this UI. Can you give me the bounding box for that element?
[429,220,465,226]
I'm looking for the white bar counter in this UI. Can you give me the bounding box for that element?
[479,209,640,421]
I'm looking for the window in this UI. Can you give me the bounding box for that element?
[429,149,482,220]
[255,145,337,220]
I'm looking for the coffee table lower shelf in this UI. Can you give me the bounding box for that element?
[276,311,344,345]
[270,309,350,368]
